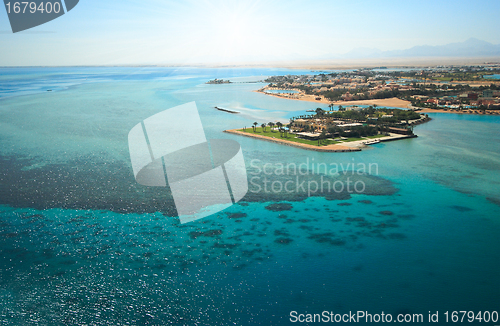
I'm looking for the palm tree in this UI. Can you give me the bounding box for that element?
[318,129,327,145]
[284,124,290,138]
[268,122,275,132]
[261,123,267,132]
[253,122,258,132]
[315,108,324,116]
[276,122,283,137]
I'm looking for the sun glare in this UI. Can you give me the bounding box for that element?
[198,0,266,60]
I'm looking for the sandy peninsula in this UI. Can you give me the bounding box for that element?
[254,89,332,104]
[332,98,412,109]
[256,89,413,109]
[258,91,500,115]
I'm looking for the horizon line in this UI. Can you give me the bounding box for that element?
[1,56,500,70]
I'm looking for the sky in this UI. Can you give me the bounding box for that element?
[1,0,500,66]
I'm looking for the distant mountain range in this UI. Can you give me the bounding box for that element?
[344,38,500,58]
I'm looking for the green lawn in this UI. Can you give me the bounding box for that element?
[433,77,453,81]
[239,128,389,146]
[364,134,387,139]
[241,127,337,146]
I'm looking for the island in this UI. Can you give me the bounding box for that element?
[225,106,430,152]
[206,78,231,84]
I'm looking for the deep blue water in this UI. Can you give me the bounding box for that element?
[0,67,499,325]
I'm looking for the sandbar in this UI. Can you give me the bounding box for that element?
[332,98,412,109]
[256,89,413,109]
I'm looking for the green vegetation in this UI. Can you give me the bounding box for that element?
[292,107,419,132]
[324,107,420,122]
[288,106,419,139]
[241,127,337,147]
[365,134,388,139]
[430,72,483,82]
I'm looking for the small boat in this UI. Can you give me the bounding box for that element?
[363,139,380,145]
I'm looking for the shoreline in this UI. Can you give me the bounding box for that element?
[332,98,413,109]
[419,108,500,115]
[224,129,417,152]
[256,88,414,109]
[255,90,414,108]
[254,89,332,104]
[256,90,500,115]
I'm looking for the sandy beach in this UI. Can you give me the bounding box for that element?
[419,108,500,115]
[256,89,413,109]
[258,91,500,115]
[332,98,412,109]
[254,90,332,104]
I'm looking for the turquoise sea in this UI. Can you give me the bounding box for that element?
[0,67,499,325]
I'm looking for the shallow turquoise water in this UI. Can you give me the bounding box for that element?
[0,67,499,325]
